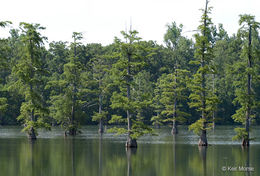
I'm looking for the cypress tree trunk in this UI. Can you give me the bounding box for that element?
[69,85,77,136]
[125,53,137,148]
[69,104,76,136]
[98,94,104,134]
[212,74,216,130]
[243,25,252,147]
[29,84,36,140]
[172,68,178,135]
[171,100,178,135]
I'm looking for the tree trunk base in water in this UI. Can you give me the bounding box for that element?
[28,127,37,140]
[171,126,178,135]
[198,130,207,146]
[242,138,249,147]
[125,138,137,148]
[198,138,208,146]
[98,127,104,134]
[69,129,77,136]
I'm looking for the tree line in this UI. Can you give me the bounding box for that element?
[0,0,259,147]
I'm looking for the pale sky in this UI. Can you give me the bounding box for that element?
[0,0,259,46]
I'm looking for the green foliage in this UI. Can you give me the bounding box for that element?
[108,115,126,124]
[232,127,249,141]
[158,71,190,122]
[151,115,163,126]
[0,97,7,112]
[92,111,108,122]
[189,118,212,136]
[130,120,153,139]
[107,127,128,135]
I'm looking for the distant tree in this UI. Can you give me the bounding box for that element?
[188,0,218,146]
[91,49,111,134]
[158,70,190,134]
[232,14,260,146]
[46,41,69,75]
[162,22,191,134]
[11,23,50,140]
[47,32,87,136]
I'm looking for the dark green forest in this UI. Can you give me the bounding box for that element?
[0,1,259,146]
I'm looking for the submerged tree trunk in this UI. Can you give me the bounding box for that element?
[243,25,252,147]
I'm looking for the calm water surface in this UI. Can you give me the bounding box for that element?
[0,126,259,176]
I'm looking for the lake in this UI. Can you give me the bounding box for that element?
[0,125,259,176]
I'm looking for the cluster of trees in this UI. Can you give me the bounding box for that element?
[0,1,259,147]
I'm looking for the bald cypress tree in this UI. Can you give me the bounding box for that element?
[47,32,87,136]
[108,30,153,148]
[11,23,50,140]
[188,0,218,146]
[232,14,260,146]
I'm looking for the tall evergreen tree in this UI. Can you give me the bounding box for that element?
[11,23,50,139]
[188,0,218,146]
[47,32,87,136]
[162,22,191,134]
[158,70,190,134]
[108,30,153,148]
[232,14,260,146]
[91,48,111,134]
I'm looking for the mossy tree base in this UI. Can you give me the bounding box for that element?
[198,139,208,146]
[242,138,249,147]
[28,127,37,140]
[125,138,137,148]
[198,130,208,146]
[68,129,77,136]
